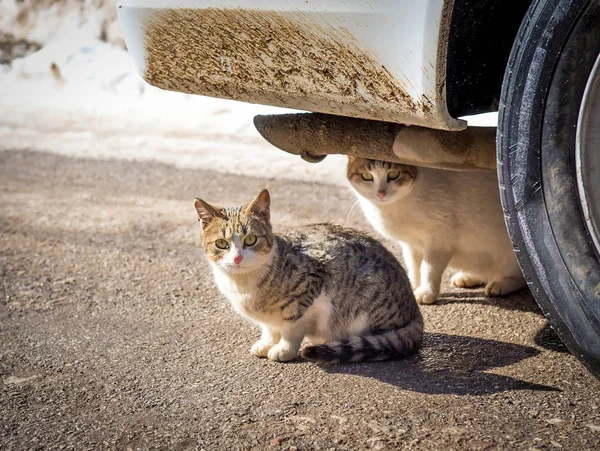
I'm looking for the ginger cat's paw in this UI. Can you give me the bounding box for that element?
[485,281,505,296]
[485,276,526,297]
[451,272,484,289]
[414,286,438,305]
[267,343,298,362]
[251,340,274,358]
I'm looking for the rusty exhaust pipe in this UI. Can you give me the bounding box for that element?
[253,113,497,170]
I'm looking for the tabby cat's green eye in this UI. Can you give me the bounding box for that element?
[361,172,374,182]
[387,170,400,181]
[215,239,229,250]
[244,234,258,246]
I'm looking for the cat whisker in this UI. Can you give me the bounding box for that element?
[196,266,214,281]
[345,198,361,223]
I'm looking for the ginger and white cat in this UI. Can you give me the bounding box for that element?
[347,157,526,305]
[194,189,423,363]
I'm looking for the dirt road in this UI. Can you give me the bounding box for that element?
[1,150,599,450]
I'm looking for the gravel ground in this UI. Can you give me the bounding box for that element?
[1,150,599,450]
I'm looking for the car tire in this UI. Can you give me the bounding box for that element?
[497,0,600,379]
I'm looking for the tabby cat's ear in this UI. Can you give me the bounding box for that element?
[193,198,222,228]
[245,189,270,222]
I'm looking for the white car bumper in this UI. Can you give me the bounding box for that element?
[117,0,465,131]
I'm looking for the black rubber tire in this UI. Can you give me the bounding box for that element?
[497,0,600,379]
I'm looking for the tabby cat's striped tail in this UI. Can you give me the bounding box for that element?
[300,311,424,363]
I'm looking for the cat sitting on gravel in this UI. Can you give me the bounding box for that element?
[347,157,526,305]
[193,189,423,363]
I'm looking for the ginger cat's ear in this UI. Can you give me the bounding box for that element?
[245,189,270,222]
[194,198,222,228]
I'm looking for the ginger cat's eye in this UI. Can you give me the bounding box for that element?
[244,234,257,246]
[215,239,229,249]
[387,170,400,181]
[361,172,374,181]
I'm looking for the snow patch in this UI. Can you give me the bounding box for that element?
[0,20,348,186]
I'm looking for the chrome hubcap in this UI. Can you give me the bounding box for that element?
[577,53,600,257]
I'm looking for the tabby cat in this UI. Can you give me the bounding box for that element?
[193,189,423,363]
[347,157,526,305]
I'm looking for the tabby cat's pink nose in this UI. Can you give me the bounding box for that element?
[377,191,387,199]
[233,255,243,264]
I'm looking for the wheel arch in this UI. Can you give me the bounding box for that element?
[445,0,535,118]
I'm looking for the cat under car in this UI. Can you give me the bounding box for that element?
[347,157,526,305]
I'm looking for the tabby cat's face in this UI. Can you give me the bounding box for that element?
[347,157,417,205]
[194,190,274,274]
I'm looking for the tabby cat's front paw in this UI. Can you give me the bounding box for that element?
[414,286,439,305]
[250,340,274,358]
[267,343,298,362]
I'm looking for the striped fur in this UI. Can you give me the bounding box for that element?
[301,310,423,363]
[194,189,423,363]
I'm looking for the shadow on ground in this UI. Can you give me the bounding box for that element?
[323,333,559,396]
[534,322,569,353]
[437,287,542,314]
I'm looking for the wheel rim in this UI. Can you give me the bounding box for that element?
[577,53,600,258]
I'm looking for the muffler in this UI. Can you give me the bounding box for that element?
[253,113,496,170]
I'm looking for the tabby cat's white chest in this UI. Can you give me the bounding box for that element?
[211,267,256,313]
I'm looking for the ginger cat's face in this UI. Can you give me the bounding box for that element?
[194,190,274,274]
[347,157,417,205]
